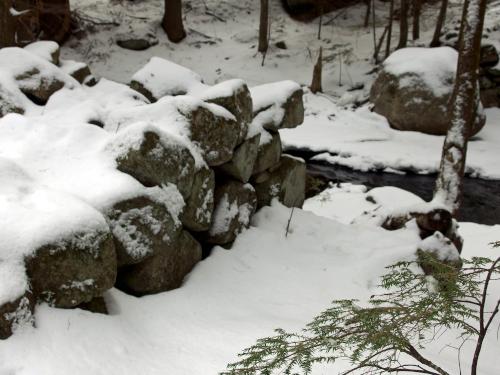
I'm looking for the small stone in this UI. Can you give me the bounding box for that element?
[181,165,215,232]
[252,131,282,175]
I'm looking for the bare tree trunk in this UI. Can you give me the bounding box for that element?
[374,26,388,63]
[412,0,421,40]
[0,0,39,47]
[317,1,323,40]
[310,47,323,94]
[258,0,269,53]
[430,0,448,47]
[397,0,409,49]
[385,0,394,58]
[0,0,16,47]
[163,0,186,43]
[364,0,371,28]
[39,0,71,43]
[434,0,488,216]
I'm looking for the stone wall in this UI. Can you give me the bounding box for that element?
[0,43,306,339]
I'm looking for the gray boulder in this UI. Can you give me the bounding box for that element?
[250,81,304,131]
[180,102,241,166]
[107,195,182,267]
[60,60,94,85]
[181,165,215,232]
[252,131,282,175]
[117,34,159,51]
[115,130,195,199]
[370,47,485,136]
[253,155,306,209]
[25,230,117,308]
[205,180,257,245]
[202,80,253,144]
[219,134,261,183]
[0,293,34,340]
[117,230,202,295]
[0,82,25,117]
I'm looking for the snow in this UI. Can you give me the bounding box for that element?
[0,0,499,373]
[383,47,458,97]
[250,80,301,113]
[24,41,59,63]
[281,94,500,178]
[131,56,205,98]
[418,231,461,262]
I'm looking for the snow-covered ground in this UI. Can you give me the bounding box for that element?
[1,0,499,374]
[0,189,498,375]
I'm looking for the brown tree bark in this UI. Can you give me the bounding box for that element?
[396,0,409,49]
[39,0,71,43]
[0,0,39,47]
[364,0,371,28]
[385,0,394,58]
[310,47,322,94]
[412,0,421,40]
[258,0,269,53]
[434,0,488,217]
[430,0,448,47]
[163,0,186,43]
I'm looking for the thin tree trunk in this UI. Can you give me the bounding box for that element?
[433,0,488,216]
[430,0,448,47]
[317,1,323,40]
[385,0,394,58]
[0,0,16,47]
[412,0,421,40]
[163,0,186,43]
[397,0,409,49]
[371,0,377,58]
[364,0,371,28]
[258,0,269,53]
[374,26,388,63]
[310,47,323,94]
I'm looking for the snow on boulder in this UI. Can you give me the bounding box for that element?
[0,157,117,310]
[250,80,304,131]
[108,95,241,166]
[116,230,202,296]
[24,41,60,65]
[0,77,29,117]
[0,291,34,340]
[60,59,94,85]
[130,58,252,144]
[130,57,205,101]
[181,165,215,232]
[370,47,486,136]
[205,180,257,245]
[0,47,78,104]
[110,125,196,199]
[106,189,184,267]
[198,79,253,145]
[253,155,306,209]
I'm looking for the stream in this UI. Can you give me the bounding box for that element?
[287,149,500,225]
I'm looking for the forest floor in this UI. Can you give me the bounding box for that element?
[0,0,499,374]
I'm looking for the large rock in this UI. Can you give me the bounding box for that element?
[179,101,241,166]
[480,44,499,68]
[250,81,304,132]
[370,47,486,136]
[219,134,261,183]
[253,155,306,209]
[106,195,182,266]
[25,230,117,308]
[201,80,253,144]
[205,180,257,245]
[181,165,215,232]
[0,293,34,340]
[117,230,202,295]
[115,130,195,199]
[252,131,282,175]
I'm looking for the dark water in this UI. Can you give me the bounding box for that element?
[287,149,500,225]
